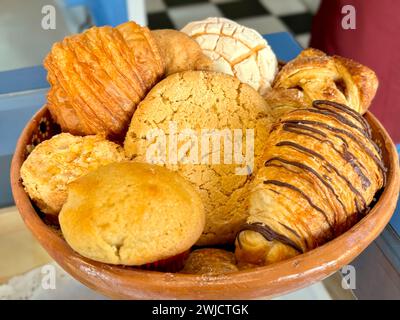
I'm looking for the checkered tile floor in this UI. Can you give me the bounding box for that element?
[146,0,321,48]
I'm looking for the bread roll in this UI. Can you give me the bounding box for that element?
[20,133,125,216]
[59,162,205,265]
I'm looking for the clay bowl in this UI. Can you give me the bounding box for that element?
[11,106,399,300]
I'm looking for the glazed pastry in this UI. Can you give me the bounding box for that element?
[235,100,386,265]
[59,162,205,266]
[181,248,238,275]
[124,71,273,245]
[273,48,378,114]
[151,29,213,76]
[44,21,165,139]
[20,133,125,216]
[181,17,278,95]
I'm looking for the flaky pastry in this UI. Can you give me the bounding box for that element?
[272,48,378,114]
[235,100,385,265]
[44,21,165,139]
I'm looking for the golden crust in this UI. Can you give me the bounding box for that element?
[124,70,273,245]
[151,29,213,76]
[44,22,165,139]
[333,55,379,112]
[59,162,205,265]
[263,88,310,122]
[20,133,125,216]
[272,48,378,114]
[235,100,385,265]
[181,248,238,275]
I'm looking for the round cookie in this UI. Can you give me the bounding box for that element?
[181,248,238,275]
[20,133,125,216]
[59,162,205,266]
[181,17,278,95]
[124,70,273,245]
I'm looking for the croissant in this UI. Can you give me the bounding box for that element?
[44,21,165,139]
[272,48,378,115]
[235,100,386,265]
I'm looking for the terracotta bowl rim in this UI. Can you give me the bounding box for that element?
[10,106,400,299]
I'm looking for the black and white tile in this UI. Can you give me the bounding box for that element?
[145,0,321,48]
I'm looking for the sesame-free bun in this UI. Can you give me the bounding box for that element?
[20,133,125,216]
[59,162,205,266]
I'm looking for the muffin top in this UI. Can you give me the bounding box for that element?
[59,162,205,266]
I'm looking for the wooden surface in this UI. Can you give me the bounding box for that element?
[0,206,51,283]
[10,106,400,300]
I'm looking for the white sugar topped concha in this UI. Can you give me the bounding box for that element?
[181,17,278,95]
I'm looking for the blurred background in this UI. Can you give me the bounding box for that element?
[0,0,320,71]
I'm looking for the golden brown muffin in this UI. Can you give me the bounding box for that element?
[44,21,165,139]
[20,133,125,216]
[151,29,212,76]
[235,100,386,265]
[181,248,238,275]
[124,71,273,245]
[272,48,378,114]
[59,162,205,266]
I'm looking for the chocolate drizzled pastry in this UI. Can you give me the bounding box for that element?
[235,100,385,265]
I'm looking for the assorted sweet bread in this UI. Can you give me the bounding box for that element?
[19,18,385,274]
[44,21,164,139]
[235,100,385,265]
[181,17,278,96]
[124,70,272,245]
[59,162,205,266]
[20,133,125,216]
[271,48,378,114]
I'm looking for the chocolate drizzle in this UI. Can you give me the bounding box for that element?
[242,100,386,255]
[281,124,371,189]
[305,108,367,137]
[282,119,386,179]
[265,156,347,224]
[263,179,334,233]
[312,101,382,156]
[274,140,368,211]
[313,100,371,136]
[238,222,303,253]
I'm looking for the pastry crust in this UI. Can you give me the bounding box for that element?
[124,71,273,245]
[181,17,278,95]
[59,162,205,266]
[44,21,165,139]
[151,29,212,76]
[263,87,310,122]
[20,133,125,216]
[273,48,378,114]
[235,100,385,265]
[181,248,238,275]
